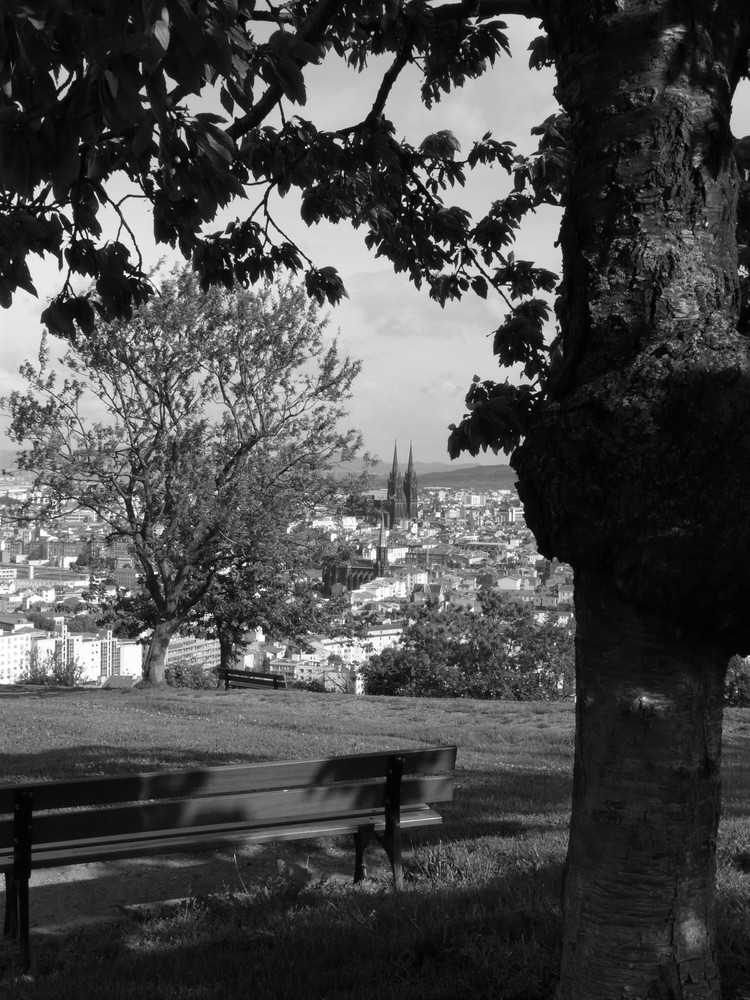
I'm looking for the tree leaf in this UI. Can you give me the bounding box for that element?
[152,13,171,54]
[270,53,307,105]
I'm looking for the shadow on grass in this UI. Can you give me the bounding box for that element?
[447,768,572,839]
[1,860,566,1000]
[3,833,749,1000]
[0,687,86,700]
[0,744,282,782]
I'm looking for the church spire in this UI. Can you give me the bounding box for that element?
[375,512,388,577]
[404,441,418,520]
[386,439,406,527]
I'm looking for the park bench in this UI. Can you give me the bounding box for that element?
[1,744,457,969]
[217,667,287,690]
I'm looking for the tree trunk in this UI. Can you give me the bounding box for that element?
[218,631,238,671]
[142,619,179,685]
[557,569,726,1000]
[510,4,750,996]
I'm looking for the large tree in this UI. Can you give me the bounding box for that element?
[3,1,750,996]
[492,8,750,998]
[6,269,362,682]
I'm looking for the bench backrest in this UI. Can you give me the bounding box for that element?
[218,668,287,689]
[0,746,456,861]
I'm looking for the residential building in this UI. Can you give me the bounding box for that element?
[166,634,221,672]
[0,629,45,685]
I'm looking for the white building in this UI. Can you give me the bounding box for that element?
[361,623,405,656]
[118,641,143,677]
[0,629,45,684]
[34,620,132,684]
[0,594,22,614]
[391,566,429,593]
[165,634,221,672]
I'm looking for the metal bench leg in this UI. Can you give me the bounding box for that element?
[4,871,18,938]
[18,873,30,971]
[353,826,375,882]
[379,826,403,891]
[383,755,404,891]
[4,870,30,971]
[12,789,33,970]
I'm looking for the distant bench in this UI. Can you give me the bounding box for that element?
[1,745,457,969]
[217,667,287,691]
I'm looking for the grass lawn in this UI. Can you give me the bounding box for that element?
[1,686,749,999]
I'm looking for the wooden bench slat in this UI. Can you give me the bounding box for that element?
[1,806,445,872]
[14,774,453,847]
[218,668,286,690]
[0,747,457,813]
[223,678,285,688]
[226,680,278,688]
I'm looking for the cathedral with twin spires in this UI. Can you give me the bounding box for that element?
[387,441,418,527]
[322,441,419,595]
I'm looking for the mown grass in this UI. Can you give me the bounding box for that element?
[1,687,749,999]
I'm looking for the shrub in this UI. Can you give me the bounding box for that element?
[19,649,85,687]
[726,655,750,707]
[290,677,327,693]
[365,596,576,701]
[165,659,217,689]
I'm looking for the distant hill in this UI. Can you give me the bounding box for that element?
[0,446,517,493]
[417,464,518,491]
[368,462,518,492]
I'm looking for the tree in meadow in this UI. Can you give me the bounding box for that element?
[6,268,362,682]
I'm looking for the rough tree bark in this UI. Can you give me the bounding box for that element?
[512,2,750,996]
[218,633,239,672]
[561,570,726,996]
[142,619,182,685]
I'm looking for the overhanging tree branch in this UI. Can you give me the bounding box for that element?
[228,0,348,141]
[432,0,542,19]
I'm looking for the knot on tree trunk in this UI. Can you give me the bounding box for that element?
[513,339,750,650]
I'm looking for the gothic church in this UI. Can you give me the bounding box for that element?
[387,441,418,528]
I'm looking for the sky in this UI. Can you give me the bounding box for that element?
[2,16,750,468]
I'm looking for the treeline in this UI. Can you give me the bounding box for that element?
[362,593,575,701]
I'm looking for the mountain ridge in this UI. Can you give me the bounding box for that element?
[370,463,518,492]
[0,449,519,493]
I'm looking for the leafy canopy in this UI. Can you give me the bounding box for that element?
[1,0,564,457]
[20,4,750,464]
